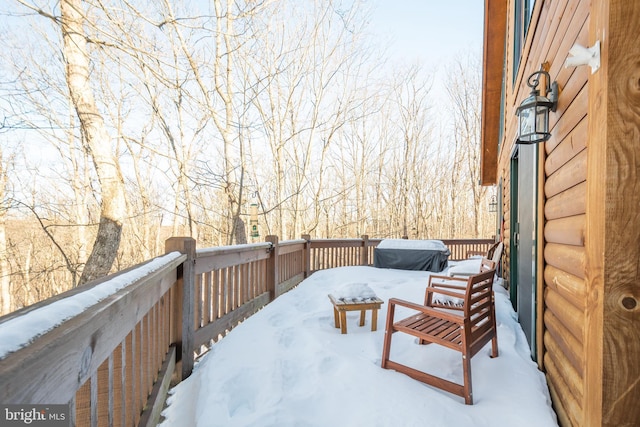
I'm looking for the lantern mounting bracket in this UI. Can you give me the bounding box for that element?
[525,70,558,112]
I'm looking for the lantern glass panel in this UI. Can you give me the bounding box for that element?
[535,105,548,135]
[519,106,535,141]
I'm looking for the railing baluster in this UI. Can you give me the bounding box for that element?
[90,371,98,427]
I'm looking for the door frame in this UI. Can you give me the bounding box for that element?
[510,144,538,360]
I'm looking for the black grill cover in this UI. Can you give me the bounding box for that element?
[374,247,450,272]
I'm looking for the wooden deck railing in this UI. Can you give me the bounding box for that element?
[443,238,495,261]
[0,236,493,427]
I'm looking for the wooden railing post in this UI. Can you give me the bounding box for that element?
[265,235,279,301]
[361,235,369,266]
[165,237,196,381]
[301,234,311,278]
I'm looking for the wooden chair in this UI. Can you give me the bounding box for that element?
[448,257,496,278]
[380,269,498,404]
[467,241,503,266]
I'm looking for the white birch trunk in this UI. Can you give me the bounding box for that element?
[0,198,10,315]
[61,0,127,285]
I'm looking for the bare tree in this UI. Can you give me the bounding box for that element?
[394,64,433,236]
[0,0,493,314]
[445,52,487,237]
[0,147,11,314]
[60,0,127,284]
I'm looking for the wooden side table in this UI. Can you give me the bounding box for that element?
[328,294,384,334]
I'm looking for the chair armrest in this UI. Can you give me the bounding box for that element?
[388,298,464,324]
[425,287,465,300]
[429,282,466,291]
[429,274,467,284]
[428,275,467,290]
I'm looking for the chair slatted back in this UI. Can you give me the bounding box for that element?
[463,269,496,348]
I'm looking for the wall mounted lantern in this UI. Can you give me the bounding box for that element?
[488,195,497,213]
[515,68,558,144]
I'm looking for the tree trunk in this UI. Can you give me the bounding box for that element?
[0,151,10,315]
[61,0,126,285]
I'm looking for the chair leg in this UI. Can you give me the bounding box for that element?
[491,334,499,358]
[462,354,473,405]
[381,303,395,368]
[381,330,393,369]
[490,298,499,358]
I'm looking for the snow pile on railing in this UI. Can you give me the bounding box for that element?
[0,252,183,359]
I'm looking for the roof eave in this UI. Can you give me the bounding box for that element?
[480,0,507,186]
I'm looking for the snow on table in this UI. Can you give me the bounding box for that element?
[331,282,377,301]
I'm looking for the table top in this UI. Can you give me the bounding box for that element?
[328,294,384,307]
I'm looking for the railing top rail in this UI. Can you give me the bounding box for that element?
[0,252,185,326]
[307,237,371,242]
[197,242,272,257]
[441,238,495,244]
[278,239,306,247]
[309,238,381,248]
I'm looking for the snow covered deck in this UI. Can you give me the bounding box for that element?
[159,266,558,427]
[0,237,531,427]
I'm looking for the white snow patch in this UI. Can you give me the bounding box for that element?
[332,282,377,300]
[0,252,183,359]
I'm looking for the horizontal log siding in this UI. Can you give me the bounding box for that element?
[544,215,585,246]
[493,0,590,424]
[544,265,586,310]
[540,0,589,424]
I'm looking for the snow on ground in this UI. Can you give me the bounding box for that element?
[160,266,558,427]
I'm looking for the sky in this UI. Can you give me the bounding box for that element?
[369,1,485,68]
[159,264,558,427]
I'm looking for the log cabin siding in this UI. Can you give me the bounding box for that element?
[540,4,590,424]
[484,1,640,425]
[586,2,640,424]
[491,0,590,425]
